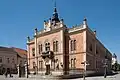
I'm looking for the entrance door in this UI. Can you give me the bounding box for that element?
[39,61,43,71]
[45,65,50,75]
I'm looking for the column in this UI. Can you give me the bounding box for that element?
[24,62,28,78]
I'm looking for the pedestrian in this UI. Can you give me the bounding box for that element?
[4,69,8,78]
[9,68,13,77]
[8,68,13,78]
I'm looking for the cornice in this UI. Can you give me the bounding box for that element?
[36,27,64,37]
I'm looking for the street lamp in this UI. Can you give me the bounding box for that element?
[81,61,89,80]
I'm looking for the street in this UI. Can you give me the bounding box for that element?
[0,73,119,80]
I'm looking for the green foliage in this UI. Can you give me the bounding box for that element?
[112,62,120,71]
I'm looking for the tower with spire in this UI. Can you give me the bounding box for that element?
[51,0,60,23]
[43,0,64,31]
[27,0,113,76]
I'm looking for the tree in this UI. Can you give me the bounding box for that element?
[112,61,119,71]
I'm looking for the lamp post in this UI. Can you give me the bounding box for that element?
[81,61,89,80]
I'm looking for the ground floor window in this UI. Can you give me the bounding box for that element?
[71,58,76,69]
[39,61,43,70]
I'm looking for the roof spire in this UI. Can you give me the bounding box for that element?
[54,0,56,8]
[54,0,57,13]
[52,0,59,22]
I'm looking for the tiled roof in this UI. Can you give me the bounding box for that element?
[0,46,27,58]
[0,46,14,52]
[11,47,27,58]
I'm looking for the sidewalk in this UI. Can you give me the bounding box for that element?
[0,73,119,80]
[58,71,119,79]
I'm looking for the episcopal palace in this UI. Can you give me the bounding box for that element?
[27,6,112,75]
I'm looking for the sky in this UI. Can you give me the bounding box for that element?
[0,0,120,61]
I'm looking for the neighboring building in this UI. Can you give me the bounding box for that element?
[12,47,27,66]
[27,6,112,75]
[112,53,117,65]
[0,46,27,74]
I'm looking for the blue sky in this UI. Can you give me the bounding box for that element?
[0,0,120,60]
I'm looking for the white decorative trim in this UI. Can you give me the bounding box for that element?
[83,31,86,70]
[60,30,64,63]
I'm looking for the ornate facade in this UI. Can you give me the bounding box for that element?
[27,6,112,75]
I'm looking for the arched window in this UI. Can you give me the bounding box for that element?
[45,42,50,51]
[53,41,58,52]
[33,62,35,69]
[73,58,76,68]
[39,61,43,70]
[71,58,73,68]
[89,44,92,52]
[53,41,56,51]
[70,40,76,51]
[70,40,73,51]
[73,40,76,50]
[56,41,58,52]
[39,44,42,54]
[32,48,35,56]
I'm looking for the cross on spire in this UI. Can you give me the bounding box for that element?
[53,0,57,13]
[52,0,59,22]
[54,0,56,8]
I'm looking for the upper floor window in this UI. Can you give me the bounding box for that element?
[7,58,10,63]
[20,60,22,65]
[96,49,98,54]
[53,41,59,52]
[32,48,35,56]
[39,44,42,54]
[12,58,15,63]
[45,42,50,51]
[70,40,76,51]
[89,44,92,52]
[73,40,76,50]
[0,57,2,63]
